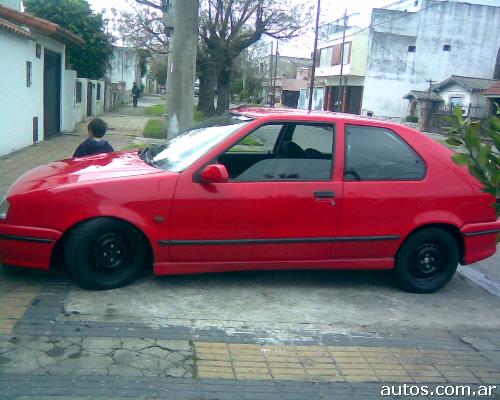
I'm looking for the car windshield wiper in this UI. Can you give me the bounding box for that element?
[139,146,155,166]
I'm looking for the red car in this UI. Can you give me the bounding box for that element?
[0,108,498,292]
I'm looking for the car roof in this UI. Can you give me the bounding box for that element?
[230,106,406,129]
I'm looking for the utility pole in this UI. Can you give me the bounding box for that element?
[268,41,274,107]
[308,0,321,112]
[337,9,347,112]
[272,40,279,107]
[166,0,199,138]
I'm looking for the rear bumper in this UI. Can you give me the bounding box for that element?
[0,223,62,270]
[461,219,500,265]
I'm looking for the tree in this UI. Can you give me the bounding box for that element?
[116,0,170,54]
[445,107,500,216]
[24,0,113,79]
[199,0,312,114]
[149,55,168,85]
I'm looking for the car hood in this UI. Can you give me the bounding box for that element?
[7,151,165,197]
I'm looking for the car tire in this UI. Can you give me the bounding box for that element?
[64,218,147,290]
[395,228,459,293]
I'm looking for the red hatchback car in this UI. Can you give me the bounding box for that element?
[0,108,498,292]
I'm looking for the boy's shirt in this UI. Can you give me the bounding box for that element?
[73,138,114,158]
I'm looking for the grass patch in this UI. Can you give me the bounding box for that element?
[143,119,166,139]
[145,104,166,117]
[122,143,150,151]
[194,108,208,123]
[145,103,209,124]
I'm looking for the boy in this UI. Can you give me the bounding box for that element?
[73,118,114,158]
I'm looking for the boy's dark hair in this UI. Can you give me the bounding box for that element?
[88,118,107,138]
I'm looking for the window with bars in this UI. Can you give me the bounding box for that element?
[26,61,32,87]
[76,81,82,103]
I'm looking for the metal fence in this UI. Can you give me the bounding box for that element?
[438,104,484,118]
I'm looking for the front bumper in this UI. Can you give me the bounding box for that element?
[0,223,62,270]
[461,219,500,265]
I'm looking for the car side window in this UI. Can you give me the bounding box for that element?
[218,123,335,181]
[344,125,426,181]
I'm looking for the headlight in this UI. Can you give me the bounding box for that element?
[0,197,9,220]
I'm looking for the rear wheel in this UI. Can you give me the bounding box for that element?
[64,218,147,290]
[395,228,459,293]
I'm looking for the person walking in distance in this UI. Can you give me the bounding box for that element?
[131,82,140,108]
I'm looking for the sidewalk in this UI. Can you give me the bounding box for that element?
[0,270,499,399]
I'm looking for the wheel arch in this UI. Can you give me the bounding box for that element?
[51,216,154,270]
[400,223,465,264]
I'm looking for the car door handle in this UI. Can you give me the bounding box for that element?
[314,191,335,199]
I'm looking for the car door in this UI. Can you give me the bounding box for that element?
[335,123,427,262]
[168,121,342,264]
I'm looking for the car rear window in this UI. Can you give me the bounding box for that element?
[345,125,426,181]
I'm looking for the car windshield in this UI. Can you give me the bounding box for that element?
[145,114,253,172]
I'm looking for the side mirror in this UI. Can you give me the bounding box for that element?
[199,164,229,183]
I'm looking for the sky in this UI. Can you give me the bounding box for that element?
[88,0,396,58]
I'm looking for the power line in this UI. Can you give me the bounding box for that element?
[321,1,442,40]
[352,2,442,36]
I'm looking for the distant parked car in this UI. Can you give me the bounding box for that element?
[1,108,498,292]
[194,79,199,96]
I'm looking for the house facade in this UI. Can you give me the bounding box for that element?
[106,46,144,98]
[304,0,500,120]
[0,1,84,157]
[254,54,312,107]
[404,75,498,132]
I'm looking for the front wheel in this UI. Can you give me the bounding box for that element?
[64,218,147,290]
[395,228,459,293]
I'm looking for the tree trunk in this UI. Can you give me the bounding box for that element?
[166,0,199,138]
[216,59,232,114]
[197,56,216,116]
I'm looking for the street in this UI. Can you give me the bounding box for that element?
[0,97,499,399]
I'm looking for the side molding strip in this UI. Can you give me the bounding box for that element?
[463,229,500,237]
[0,234,54,244]
[158,235,400,246]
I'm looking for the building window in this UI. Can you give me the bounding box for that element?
[443,44,451,51]
[342,42,352,65]
[76,81,82,103]
[330,42,352,66]
[320,46,333,67]
[408,45,416,53]
[449,96,464,109]
[97,83,101,100]
[36,43,41,58]
[26,61,32,87]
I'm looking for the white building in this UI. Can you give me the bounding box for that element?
[0,1,84,157]
[305,0,500,120]
[106,46,144,97]
[362,0,500,119]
